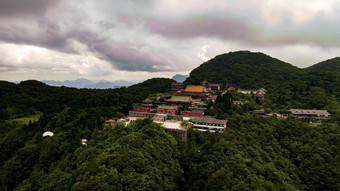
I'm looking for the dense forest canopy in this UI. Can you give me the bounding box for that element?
[1,51,340,190]
[185,51,304,89]
[306,57,340,72]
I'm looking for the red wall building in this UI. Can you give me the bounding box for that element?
[166,96,192,106]
[133,105,154,112]
[156,105,177,114]
[171,83,185,90]
[181,109,204,116]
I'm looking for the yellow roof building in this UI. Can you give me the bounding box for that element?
[184,86,206,92]
[183,86,209,97]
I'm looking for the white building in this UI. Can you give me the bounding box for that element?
[81,139,88,146]
[191,117,227,132]
[42,131,53,138]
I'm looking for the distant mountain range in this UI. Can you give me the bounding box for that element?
[172,74,189,83]
[13,74,188,89]
[42,78,135,89]
[8,51,340,90]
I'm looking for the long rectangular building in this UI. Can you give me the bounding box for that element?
[166,96,192,106]
[182,85,209,98]
[289,109,331,119]
[191,117,227,132]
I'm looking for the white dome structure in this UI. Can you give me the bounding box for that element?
[42,131,54,138]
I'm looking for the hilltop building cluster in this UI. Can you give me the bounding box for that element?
[133,80,229,117]
[131,80,269,123]
[128,80,332,134]
[129,80,232,132]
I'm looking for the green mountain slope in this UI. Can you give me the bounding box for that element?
[185,51,304,89]
[1,70,340,190]
[307,57,340,72]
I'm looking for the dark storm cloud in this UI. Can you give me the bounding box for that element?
[0,23,173,72]
[0,10,176,72]
[0,20,76,53]
[1,0,340,75]
[143,16,258,43]
[123,12,340,48]
[0,0,62,17]
[70,30,172,72]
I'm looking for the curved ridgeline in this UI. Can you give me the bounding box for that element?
[306,57,340,72]
[185,51,304,89]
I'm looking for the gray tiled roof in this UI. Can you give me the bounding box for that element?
[191,117,227,125]
[289,109,330,115]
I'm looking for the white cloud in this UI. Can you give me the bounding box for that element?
[0,43,113,79]
[260,0,334,24]
[1,0,340,82]
[197,45,209,61]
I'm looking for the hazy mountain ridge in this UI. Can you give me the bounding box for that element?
[172,74,189,82]
[43,78,135,89]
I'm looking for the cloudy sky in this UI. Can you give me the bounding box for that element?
[1,0,340,82]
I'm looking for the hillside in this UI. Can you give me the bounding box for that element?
[1,75,340,189]
[185,51,304,89]
[307,57,340,72]
[0,78,174,121]
[2,54,340,190]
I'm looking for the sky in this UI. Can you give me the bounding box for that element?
[1,0,340,82]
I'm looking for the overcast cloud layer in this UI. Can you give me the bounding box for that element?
[1,0,340,82]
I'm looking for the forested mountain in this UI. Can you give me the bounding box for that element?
[185,51,304,89]
[307,57,340,72]
[0,78,174,120]
[0,78,177,190]
[182,116,340,190]
[1,52,340,190]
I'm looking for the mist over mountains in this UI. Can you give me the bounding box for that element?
[172,74,189,82]
[42,78,135,89]
[39,74,189,89]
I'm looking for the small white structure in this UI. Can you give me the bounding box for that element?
[183,117,191,121]
[233,100,243,106]
[118,118,126,122]
[81,139,88,146]
[42,131,54,138]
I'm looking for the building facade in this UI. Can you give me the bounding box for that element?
[166,96,192,106]
[181,109,204,116]
[182,86,209,99]
[157,105,178,114]
[209,84,221,91]
[171,83,185,90]
[133,105,154,112]
[191,117,227,132]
